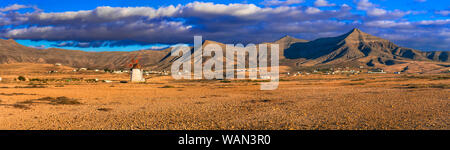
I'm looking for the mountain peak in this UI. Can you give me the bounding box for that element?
[278,35,297,41]
[280,35,293,39]
[339,28,389,44]
[203,40,222,45]
[344,28,364,37]
[276,35,308,43]
[350,28,362,33]
[202,40,225,47]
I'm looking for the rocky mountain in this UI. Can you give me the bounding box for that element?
[284,28,449,67]
[0,28,448,73]
[0,39,172,70]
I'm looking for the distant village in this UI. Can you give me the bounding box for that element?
[286,66,399,77]
[0,62,446,84]
[49,63,403,80]
[67,67,170,76]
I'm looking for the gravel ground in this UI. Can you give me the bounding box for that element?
[0,74,448,130]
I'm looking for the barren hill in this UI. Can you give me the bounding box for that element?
[0,28,449,73]
[285,28,449,66]
[0,39,172,70]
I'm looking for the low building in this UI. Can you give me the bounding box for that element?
[368,69,386,74]
[113,70,123,74]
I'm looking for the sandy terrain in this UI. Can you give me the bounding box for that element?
[0,64,448,130]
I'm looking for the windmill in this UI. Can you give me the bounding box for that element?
[128,55,141,69]
[128,54,145,82]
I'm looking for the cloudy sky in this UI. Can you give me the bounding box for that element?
[0,0,449,51]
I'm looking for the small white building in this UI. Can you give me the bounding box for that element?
[260,76,271,79]
[130,68,145,82]
[113,70,123,74]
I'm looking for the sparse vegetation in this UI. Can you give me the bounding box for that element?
[85,79,98,83]
[12,104,30,109]
[0,93,36,96]
[0,65,448,130]
[103,68,112,73]
[342,82,365,85]
[17,76,26,81]
[402,75,450,80]
[97,108,112,111]
[160,85,176,88]
[248,99,272,103]
[15,85,47,88]
[403,84,449,89]
[351,78,365,81]
[17,96,82,106]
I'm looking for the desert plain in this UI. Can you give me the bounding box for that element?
[0,63,448,130]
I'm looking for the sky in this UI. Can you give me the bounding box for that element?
[0,0,449,51]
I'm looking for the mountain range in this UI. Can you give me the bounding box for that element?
[0,28,449,73]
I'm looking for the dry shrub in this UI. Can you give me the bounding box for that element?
[12,104,30,109]
[160,85,175,88]
[0,93,36,96]
[15,85,47,88]
[17,96,82,106]
[97,108,112,112]
[404,84,449,89]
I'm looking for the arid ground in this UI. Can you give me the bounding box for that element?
[0,63,448,130]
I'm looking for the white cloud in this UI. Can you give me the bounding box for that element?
[365,20,412,28]
[29,45,46,49]
[418,19,450,25]
[367,8,387,16]
[356,0,375,10]
[355,0,411,18]
[305,7,321,14]
[435,10,450,16]
[0,4,29,11]
[146,45,169,50]
[33,5,181,23]
[314,0,336,7]
[184,2,265,17]
[365,19,450,28]
[356,0,384,16]
[260,0,304,6]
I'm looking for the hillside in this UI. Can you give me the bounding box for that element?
[0,28,449,73]
[284,28,449,66]
[0,39,172,70]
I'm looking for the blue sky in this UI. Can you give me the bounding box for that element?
[0,0,449,51]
